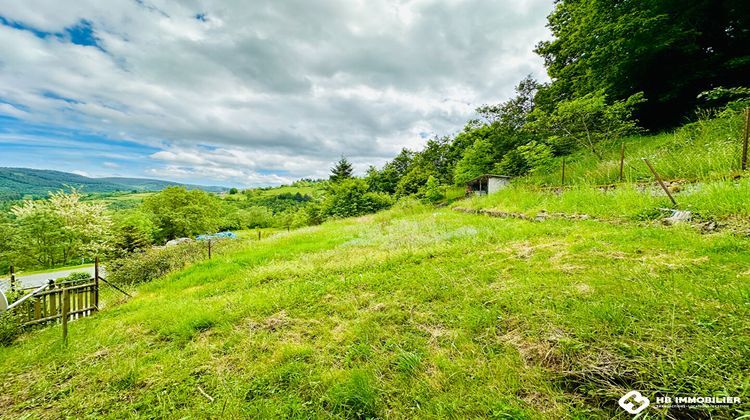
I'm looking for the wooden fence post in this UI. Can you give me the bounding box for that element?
[742,107,749,171]
[561,157,566,186]
[643,158,677,206]
[9,264,15,292]
[208,239,212,260]
[62,287,69,345]
[619,142,625,182]
[258,230,261,241]
[94,256,100,310]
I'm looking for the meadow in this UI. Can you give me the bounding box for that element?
[0,201,748,418]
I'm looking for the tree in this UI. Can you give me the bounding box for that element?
[111,210,154,257]
[321,179,393,218]
[536,0,750,128]
[516,141,554,174]
[420,176,444,203]
[395,165,435,197]
[330,157,354,182]
[365,149,414,194]
[10,189,112,267]
[229,187,239,195]
[453,139,496,185]
[142,187,223,242]
[530,91,643,159]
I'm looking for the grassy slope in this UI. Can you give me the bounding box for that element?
[1,204,748,418]
[523,111,746,186]
[463,112,750,227]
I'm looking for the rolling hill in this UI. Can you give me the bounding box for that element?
[0,167,226,200]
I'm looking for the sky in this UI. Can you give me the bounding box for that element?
[0,0,553,187]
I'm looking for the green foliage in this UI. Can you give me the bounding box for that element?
[229,188,239,195]
[453,139,496,185]
[329,157,354,183]
[325,370,379,418]
[394,165,435,197]
[516,141,554,174]
[142,187,223,243]
[9,189,112,268]
[321,179,393,218]
[530,91,644,159]
[366,149,415,195]
[106,241,209,286]
[111,210,154,257]
[58,271,93,285]
[0,312,23,347]
[698,86,750,111]
[522,110,746,186]
[495,149,530,177]
[535,0,750,128]
[233,206,274,229]
[420,176,444,203]
[0,168,223,202]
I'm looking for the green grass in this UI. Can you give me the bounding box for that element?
[524,111,746,187]
[462,177,750,222]
[1,203,748,418]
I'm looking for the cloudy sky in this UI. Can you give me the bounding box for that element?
[0,0,553,187]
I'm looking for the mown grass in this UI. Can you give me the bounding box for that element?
[1,203,748,418]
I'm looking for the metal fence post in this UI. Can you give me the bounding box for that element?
[9,264,15,292]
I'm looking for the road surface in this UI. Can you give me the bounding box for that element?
[0,266,98,292]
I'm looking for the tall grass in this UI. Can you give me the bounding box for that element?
[464,177,750,221]
[525,110,746,186]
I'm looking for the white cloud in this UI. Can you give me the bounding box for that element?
[0,0,553,185]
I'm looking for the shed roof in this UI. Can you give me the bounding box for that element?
[466,174,512,185]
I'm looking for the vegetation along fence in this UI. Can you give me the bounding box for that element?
[5,259,102,336]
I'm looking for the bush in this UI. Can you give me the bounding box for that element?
[0,311,23,346]
[420,176,444,203]
[106,241,215,286]
[57,271,92,285]
[321,179,393,218]
[0,289,28,346]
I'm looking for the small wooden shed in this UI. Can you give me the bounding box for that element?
[466,174,511,195]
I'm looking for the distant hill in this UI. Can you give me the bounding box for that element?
[0,168,226,201]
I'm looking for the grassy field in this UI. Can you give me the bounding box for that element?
[1,201,748,418]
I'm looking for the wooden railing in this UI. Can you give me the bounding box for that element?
[7,277,98,328]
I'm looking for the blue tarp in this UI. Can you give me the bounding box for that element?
[196,231,237,241]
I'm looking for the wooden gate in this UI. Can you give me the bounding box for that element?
[5,259,101,329]
[7,277,99,327]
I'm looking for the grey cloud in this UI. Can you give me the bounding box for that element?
[0,0,553,186]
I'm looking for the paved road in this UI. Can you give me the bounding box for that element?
[0,266,97,292]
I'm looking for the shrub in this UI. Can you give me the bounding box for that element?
[0,311,23,346]
[420,176,444,203]
[321,179,393,218]
[0,289,28,346]
[106,241,218,286]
